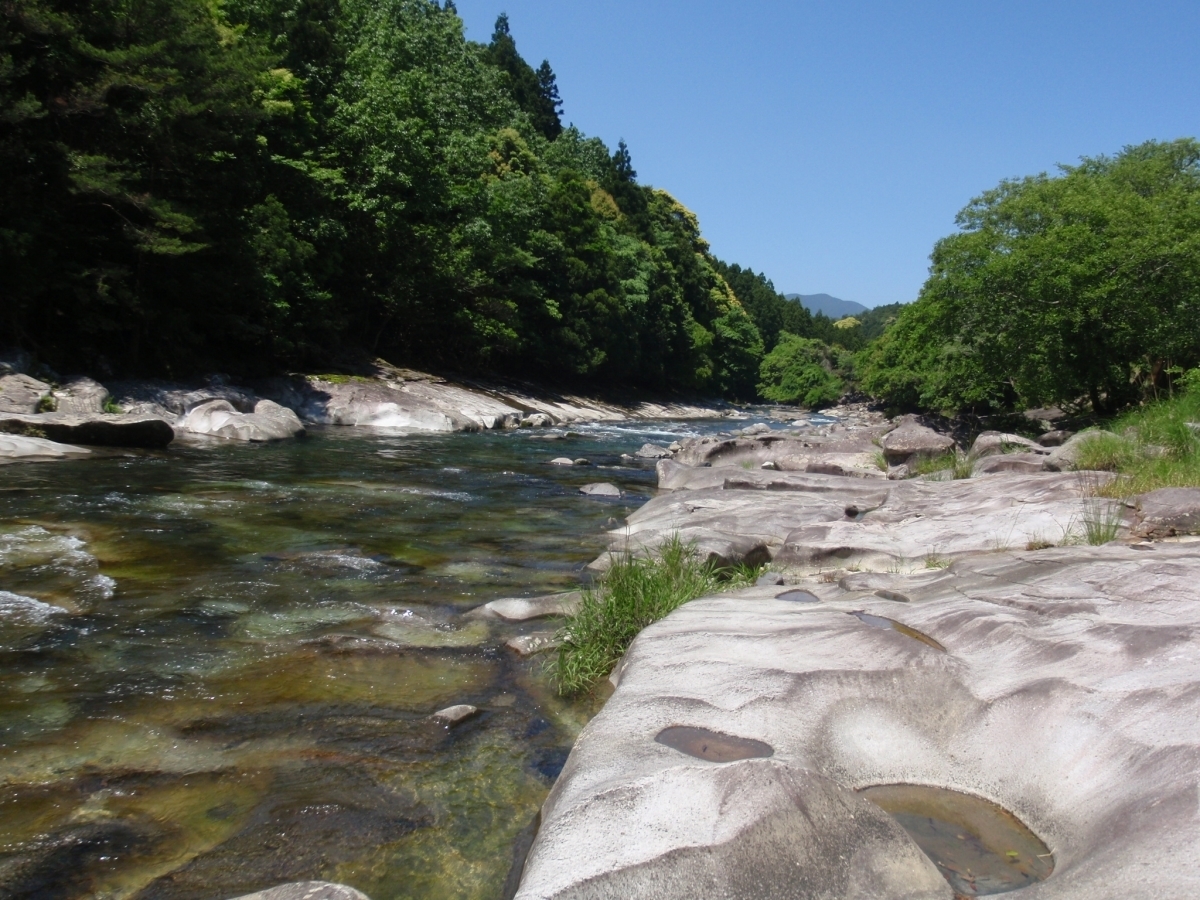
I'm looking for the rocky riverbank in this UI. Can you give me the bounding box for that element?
[512,412,1200,900]
[0,354,737,462]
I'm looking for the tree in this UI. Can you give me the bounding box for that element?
[757,334,844,408]
[860,139,1200,413]
[535,61,563,140]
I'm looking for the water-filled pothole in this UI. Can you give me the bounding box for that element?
[655,726,774,762]
[860,784,1054,896]
[776,589,820,603]
[850,611,946,651]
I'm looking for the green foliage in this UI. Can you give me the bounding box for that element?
[1079,388,1200,496]
[1,0,766,398]
[551,536,755,696]
[860,139,1200,414]
[757,333,845,408]
[712,262,814,351]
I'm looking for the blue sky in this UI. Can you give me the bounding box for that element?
[451,0,1198,308]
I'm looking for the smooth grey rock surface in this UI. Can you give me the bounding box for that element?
[880,416,954,464]
[609,467,1097,572]
[1038,429,1073,447]
[227,882,371,900]
[1132,487,1200,538]
[969,430,1047,458]
[0,433,92,463]
[973,451,1048,475]
[579,482,621,498]
[519,545,1200,900]
[549,457,575,466]
[1042,431,1111,472]
[52,377,110,415]
[431,704,479,725]
[468,592,582,622]
[109,379,259,420]
[505,631,562,657]
[635,442,672,459]
[0,412,174,447]
[179,399,305,442]
[0,374,51,414]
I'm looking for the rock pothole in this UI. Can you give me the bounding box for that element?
[860,784,1054,896]
[654,726,773,762]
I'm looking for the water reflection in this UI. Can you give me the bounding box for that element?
[0,419,769,899]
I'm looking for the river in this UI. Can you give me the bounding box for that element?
[0,416,806,900]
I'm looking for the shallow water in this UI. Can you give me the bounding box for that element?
[860,784,1054,896]
[0,417,792,900]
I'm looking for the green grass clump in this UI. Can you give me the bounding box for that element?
[551,536,755,696]
[912,451,975,480]
[1073,382,1200,497]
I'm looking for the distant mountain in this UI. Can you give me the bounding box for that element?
[785,293,869,319]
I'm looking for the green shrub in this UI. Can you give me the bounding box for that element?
[551,536,754,696]
[757,333,844,408]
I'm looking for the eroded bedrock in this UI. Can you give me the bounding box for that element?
[516,545,1200,899]
[603,462,1111,572]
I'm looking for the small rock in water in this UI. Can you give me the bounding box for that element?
[580,482,621,498]
[756,572,786,586]
[573,458,591,466]
[432,704,479,725]
[636,443,672,459]
[743,423,772,436]
[506,632,562,656]
[619,453,636,463]
[228,882,373,900]
[521,413,553,428]
[667,441,683,452]
[549,457,575,465]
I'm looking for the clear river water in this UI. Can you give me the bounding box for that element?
[0,417,776,900]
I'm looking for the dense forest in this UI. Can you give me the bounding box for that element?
[0,0,851,400]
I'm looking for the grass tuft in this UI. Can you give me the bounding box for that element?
[912,450,975,480]
[1072,385,1200,497]
[550,535,755,696]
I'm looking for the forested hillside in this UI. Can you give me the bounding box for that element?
[0,0,794,397]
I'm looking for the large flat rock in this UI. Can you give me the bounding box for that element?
[519,544,1200,899]
[604,468,1105,572]
[0,433,91,463]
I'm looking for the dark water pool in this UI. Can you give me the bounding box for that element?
[0,417,773,900]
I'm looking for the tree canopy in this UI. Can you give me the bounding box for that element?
[860,139,1200,413]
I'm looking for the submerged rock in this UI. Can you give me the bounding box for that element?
[431,704,479,725]
[505,631,562,657]
[579,482,621,498]
[229,884,372,900]
[467,592,582,622]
